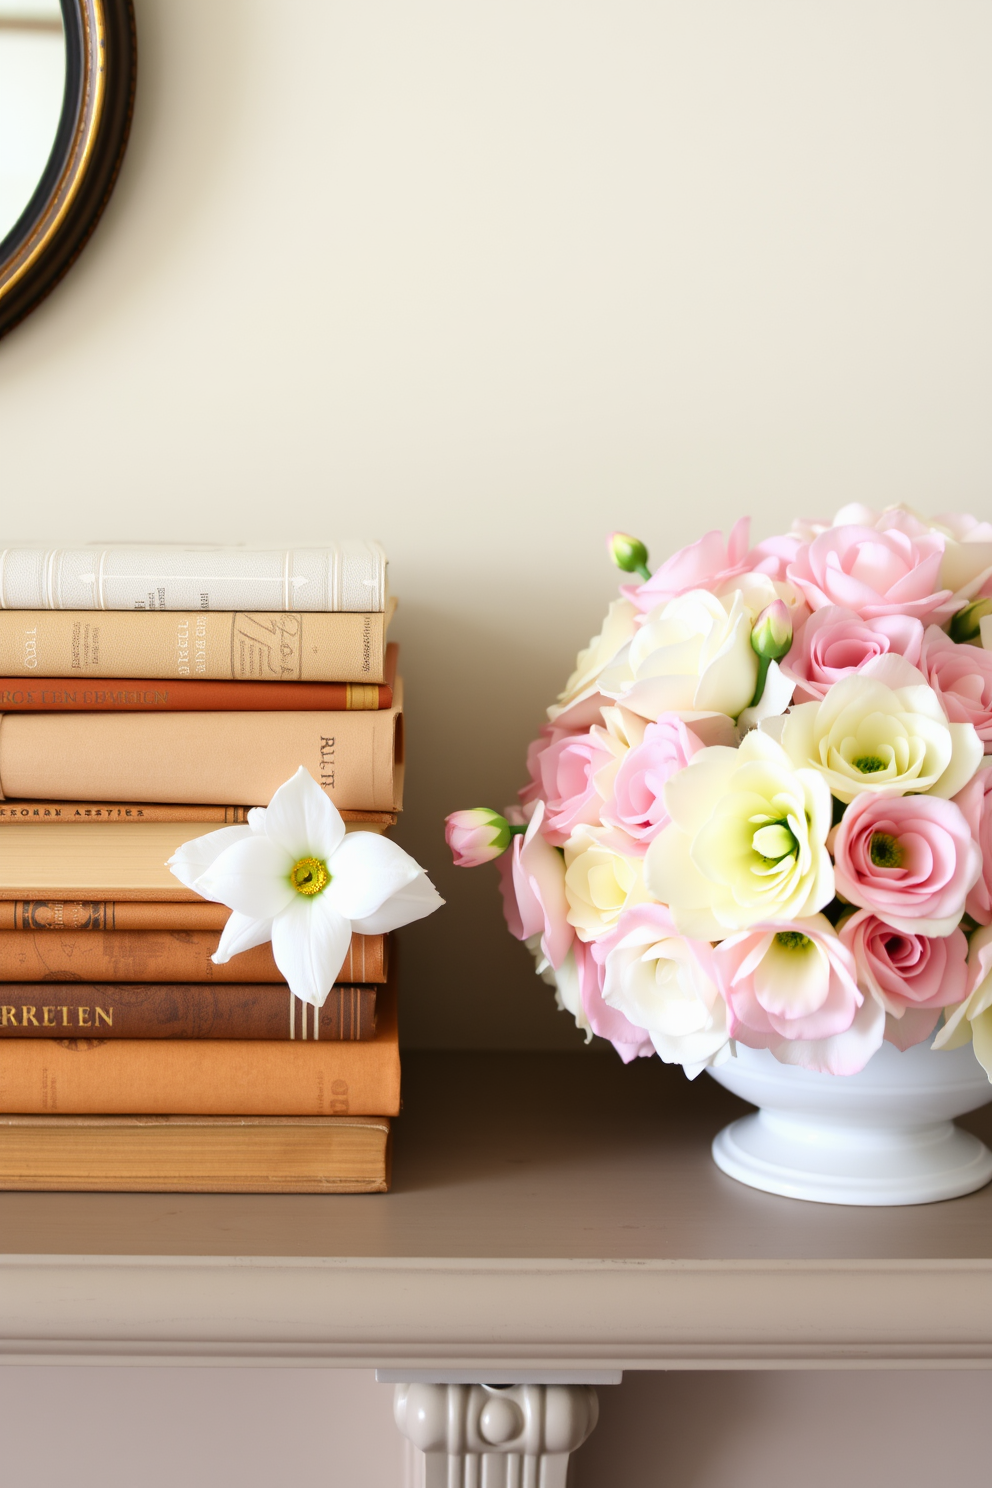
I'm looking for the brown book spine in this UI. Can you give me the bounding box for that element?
[0,985,400,1115]
[0,803,397,826]
[0,610,388,682]
[0,1115,392,1194]
[0,683,404,809]
[0,901,232,930]
[0,929,386,983]
[0,679,393,711]
[0,983,376,1040]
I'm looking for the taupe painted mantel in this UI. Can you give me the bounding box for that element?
[2,1052,992,1371]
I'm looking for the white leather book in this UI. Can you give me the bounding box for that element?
[0,540,387,611]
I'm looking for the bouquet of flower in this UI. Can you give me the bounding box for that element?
[446,508,992,1079]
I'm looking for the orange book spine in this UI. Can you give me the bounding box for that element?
[0,930,387,983]
[0,803,396,826]
[0,679,393,711]
[0,901,232,931]
[0,987,399,1115]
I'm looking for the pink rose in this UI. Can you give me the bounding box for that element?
[787,523,956,622]
[600,714,704,852]
[532,729,614,847]
[711,916,882,1074]
[622,517,751,613]
[781,605,924,703]
[952,764,992,925]
[831,792,980,937]
[518,725,579,806]
[746,531,807,583]
[496,799,574,969]
[840,909,968,1051]
[572,937,654,1063]
[920,625,992,748]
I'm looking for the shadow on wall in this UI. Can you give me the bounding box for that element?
[572,1370,987,1488]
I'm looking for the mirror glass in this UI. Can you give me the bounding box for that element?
[0,0,66,249]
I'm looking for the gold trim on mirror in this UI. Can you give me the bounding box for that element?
[0,0,136,341]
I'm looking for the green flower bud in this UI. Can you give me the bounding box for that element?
[949,597,992,645]
[750,600,793,662]
[607,532,651,582]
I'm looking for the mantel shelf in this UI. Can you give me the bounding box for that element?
[2,1052,992,1371]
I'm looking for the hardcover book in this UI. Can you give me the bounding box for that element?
[0,982,377,1040]
[0,1114,392,1193]
[0,541,387,612]
[0,682,404,810]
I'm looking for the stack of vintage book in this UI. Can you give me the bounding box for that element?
[0,542,402,1192]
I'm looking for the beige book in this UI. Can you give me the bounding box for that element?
[0,680,403,809]
[0,820,390,900]
[0,604,395,682]
[0,1114,392,1192]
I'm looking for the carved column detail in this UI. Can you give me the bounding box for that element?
[393,1381,599,1488]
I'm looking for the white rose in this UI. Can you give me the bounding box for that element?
[600,906,731,1077]
[563,825,647,942]
[645,729,834,940]
[549,598,639,721]
[764,656,983,804]
[598,588,757,722]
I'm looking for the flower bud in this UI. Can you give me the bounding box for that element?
[445,808,512,867]
[949,597,992,645]
[750,600,793,661]
[607,532,651,581]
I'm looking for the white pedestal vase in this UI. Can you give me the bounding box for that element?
[707,1035,992,1206]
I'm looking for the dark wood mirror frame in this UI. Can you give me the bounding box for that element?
[0,0,136,342]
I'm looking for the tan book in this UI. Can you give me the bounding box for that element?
[0,606,394,682]
[0,928,387,983]
[0,901,232,930]
[0,1114,392,1192]
[0,983,400,1115]
[0,681,404,809]
[0,802,396,826]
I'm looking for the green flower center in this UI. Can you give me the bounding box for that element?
[290,856,330,897]
[751,821,798,864]
[869,831,903,869]
[854,755,887,774]
[775,931,811,951]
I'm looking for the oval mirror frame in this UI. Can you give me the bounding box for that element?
[0,0,136,341]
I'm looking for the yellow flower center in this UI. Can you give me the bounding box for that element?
[289,856,330,896]
[869,831,903,869]
[775,931,811,951]
[854,754,887,774]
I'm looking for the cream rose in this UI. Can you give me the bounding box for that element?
[645,729,834,940]
[765,655,983,804]
[549,598,639,722]
[563,824,647,942]
[598,587,758,722]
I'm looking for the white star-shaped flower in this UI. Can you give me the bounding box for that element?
[168,767,443,1006]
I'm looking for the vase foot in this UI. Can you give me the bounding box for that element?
[712,1112,992,1206]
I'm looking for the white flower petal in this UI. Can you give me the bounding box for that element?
[195,833,296,919]
[167,825,254,891]
[259,765,346,860]
[324,832,422,920]
[270,892,353,1007]
[211,911,274,963]
[350,868,446,934]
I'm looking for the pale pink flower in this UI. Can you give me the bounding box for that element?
[781,605,923,703]
[712,916,882,1075]
[622,518,751,613]
[518,725,578,806]
[445,809,513,867]
[600,714,704,852]
[534,729,615,847]
[952,763,992,925]
[831,791,980,938]
[746,531,807,582]
[495,799,574,969]
[840,909,968,1051]
[787,523,956,622]
[571,936,655,1063]
[920,625,992,748]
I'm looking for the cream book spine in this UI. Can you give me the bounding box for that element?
[0,607,391,681]
[0,542,387,611]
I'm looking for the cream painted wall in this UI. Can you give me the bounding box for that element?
[0,1,990,1047]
